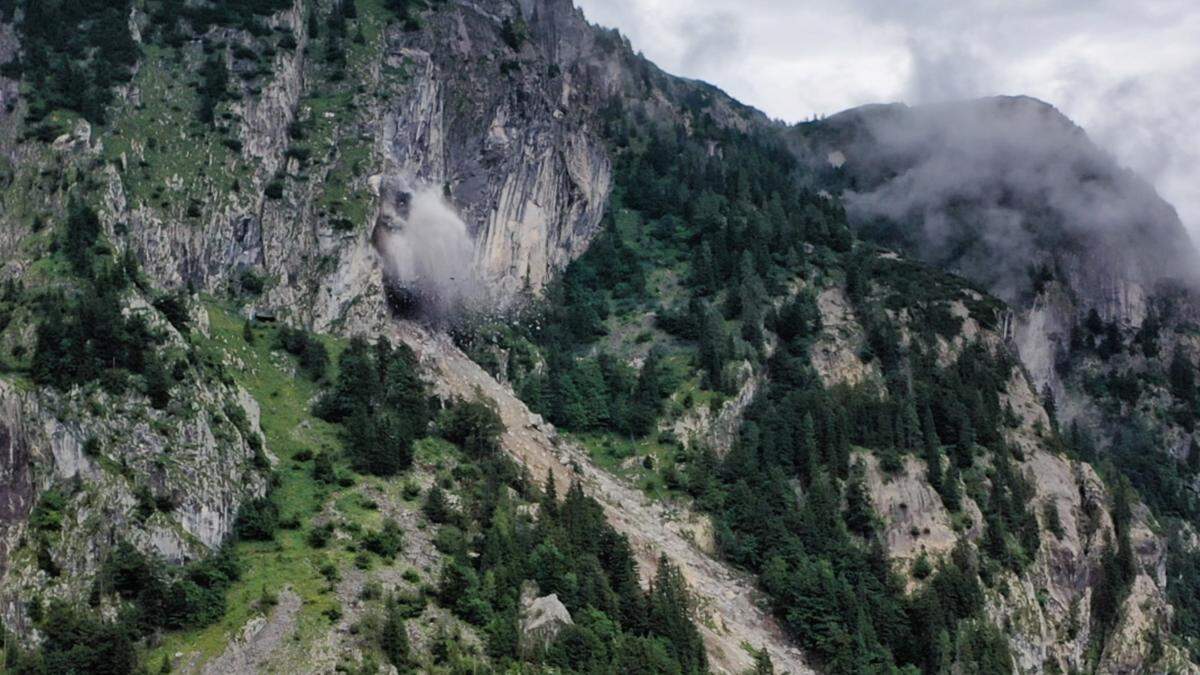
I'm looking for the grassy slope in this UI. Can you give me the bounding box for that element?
[148,302,357,665]
[558,206,735,501]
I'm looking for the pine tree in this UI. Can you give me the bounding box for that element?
[1169,349,1197,423]
[692,241,716,293]
[800,471,846,553]
[196,55,229,125]
[844,460,874,535]
[1041,383,1058,432]
[647,556,707,674]
[828,410,851,478]
[629,346,667,434]
[982,507,1008,565]
[423,485,451,524]
[144,353,172,410]
[1112,478,1136,583]
[62,199,102,276]
[699,305,727,391]
[954,417,975,468]
[796,413,817,481]
[540,470,559,520]
[941,462,962,512]
[901,398,922,450]
[380,597,410,667]
[923,402,943,480]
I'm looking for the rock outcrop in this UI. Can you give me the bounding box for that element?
[0,359,268,636]
[519,583,573,654]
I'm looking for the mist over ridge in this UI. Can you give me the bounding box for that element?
[790,95,1200,308]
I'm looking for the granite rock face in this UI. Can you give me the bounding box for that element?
[0,0,763,649]
[519,583,573,654]
[0,364,267,636]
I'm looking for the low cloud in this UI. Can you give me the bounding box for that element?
[836,97,1197,300]
[573,0,1200,240]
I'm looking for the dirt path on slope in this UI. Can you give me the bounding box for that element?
[394,321,811,674]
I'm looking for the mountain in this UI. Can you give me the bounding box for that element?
[1,1,1199,673]
[794,94,1200,540]
[793,96,1198,309]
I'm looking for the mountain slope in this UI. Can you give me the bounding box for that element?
[1,0,1199,673]
[791,96,1199,311]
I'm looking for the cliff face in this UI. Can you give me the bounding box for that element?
[0,306,268,636]
[378,0,615,298]
[1,1,1198,671]
[0,0,768,658]
[812,274,1194,673]
[6,0,761,332]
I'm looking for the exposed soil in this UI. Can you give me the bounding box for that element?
[394,321,812,674]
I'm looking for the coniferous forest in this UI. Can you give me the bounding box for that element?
[1,0,1199,673]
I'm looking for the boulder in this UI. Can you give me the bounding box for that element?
[519,583,572,654]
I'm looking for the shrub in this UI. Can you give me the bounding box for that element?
[363,519,404,558]
[422,485,452,524]
[239,269,266,295]
[912,552,933,580]
[234,497,279,541]
[30,489,67,532]
[437,398,505,458]
[275,326,328,381]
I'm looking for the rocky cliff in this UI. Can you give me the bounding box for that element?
[793,94,1200,521]
[0,303,268,636]
[809,265,1196,673]
[1,0,1198,672]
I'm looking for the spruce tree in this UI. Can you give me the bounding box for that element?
[647,556,707,674]
[954,417,975,468]
[540,470,559,519]
[923,401,943,481]
[796,413,817,481]
[844,460,874,536]
[698,305,727,391]
[423,485,451,524]
[941,462,962,512]
[380,597,410,667]
[629,346,666,435]
[1041,383,1058,432]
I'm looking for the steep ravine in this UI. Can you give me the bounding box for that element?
[394,320,813,674]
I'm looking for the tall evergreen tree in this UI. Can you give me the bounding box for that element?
[844,460,874,536]
[647,556,707,674]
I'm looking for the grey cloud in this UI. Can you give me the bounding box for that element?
[904,36,995,104]
[573,0,1200,241]
[837,97,1197,301]
[677,11,744,73]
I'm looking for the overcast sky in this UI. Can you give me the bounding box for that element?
[574,0,1200,240]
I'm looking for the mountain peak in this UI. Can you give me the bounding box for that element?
[796,94,1199,311]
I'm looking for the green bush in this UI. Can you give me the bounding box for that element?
[362,519,404,558]
[437,398,504,459]
[234,497,279,541]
